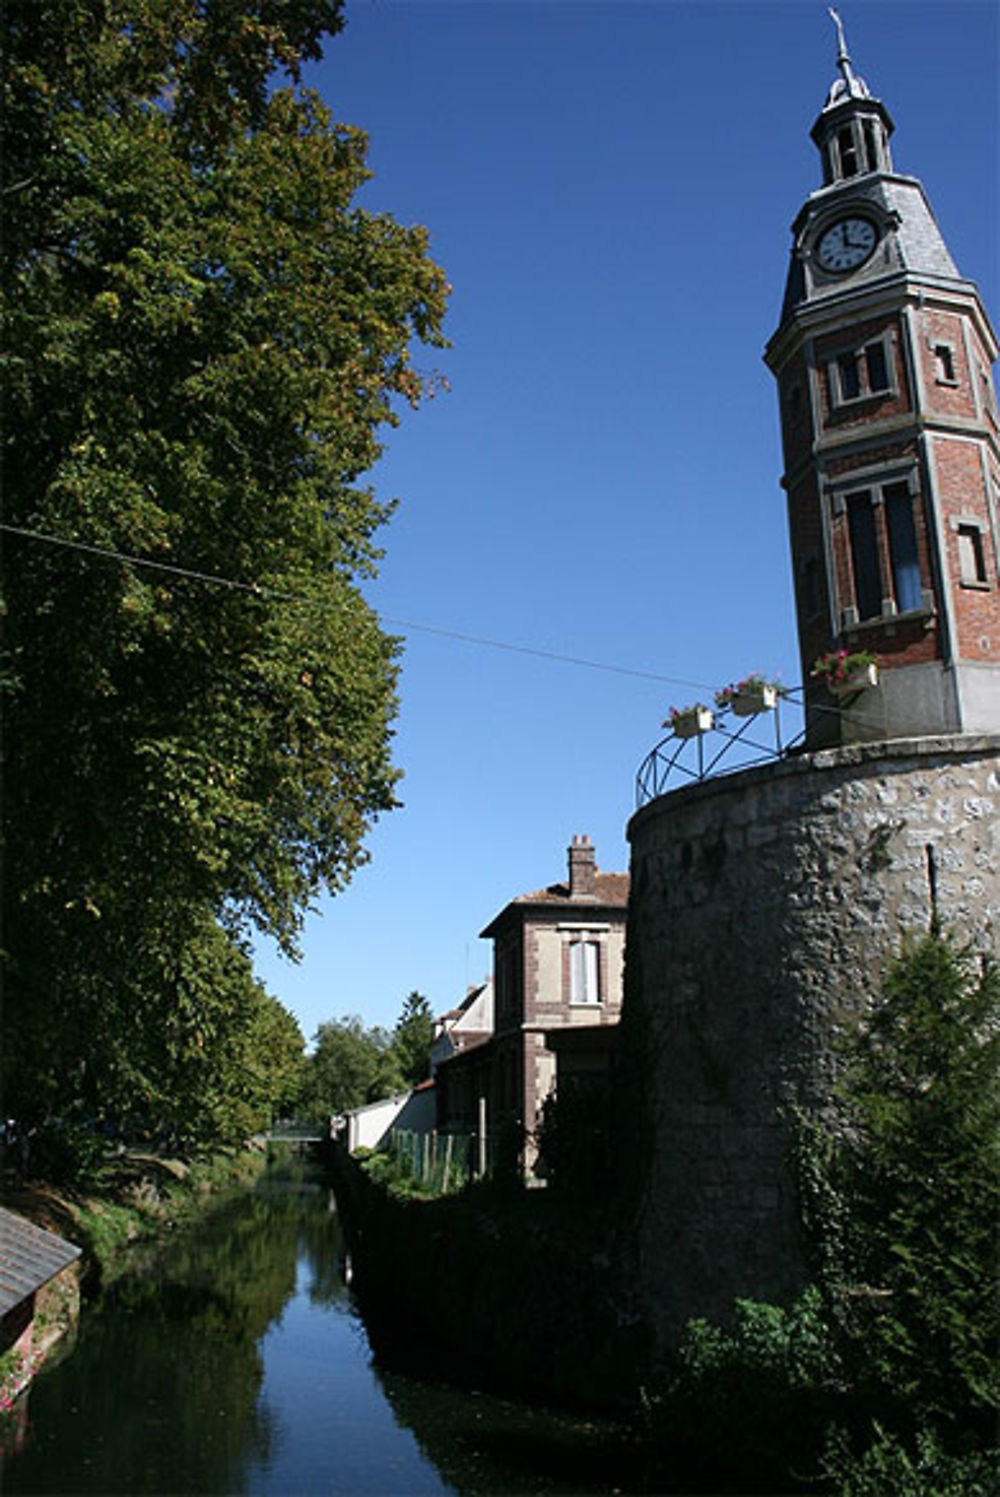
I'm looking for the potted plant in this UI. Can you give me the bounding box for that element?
[811,649,879,693]
[714,673,784,717]
[665,702,715,738]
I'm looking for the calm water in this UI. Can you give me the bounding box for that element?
[3,1163,636,1495]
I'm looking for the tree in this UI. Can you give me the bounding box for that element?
[808,936,1000,1443]
[1,2,449,1145]
[302,1015,403,1120]
[392,991,434,1086]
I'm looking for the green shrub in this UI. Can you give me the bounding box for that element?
[797,937,999,1442]
[29,1119,108,1185]
[645,1292,835,1491]
[822,1424,998,1497]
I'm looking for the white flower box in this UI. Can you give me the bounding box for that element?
[831,662,879,694]
[672,706,715,738]
[730,684,779,717]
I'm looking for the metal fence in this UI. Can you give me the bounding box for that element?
[635,690,807,807]
[384,1128,481,1193]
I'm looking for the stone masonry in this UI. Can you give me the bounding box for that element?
[624,735,1000,1356]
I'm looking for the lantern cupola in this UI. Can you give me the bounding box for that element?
[811,8,894,184]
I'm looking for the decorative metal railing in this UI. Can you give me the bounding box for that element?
[635,687,808,807]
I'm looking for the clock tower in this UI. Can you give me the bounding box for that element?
[765,11,1000,746]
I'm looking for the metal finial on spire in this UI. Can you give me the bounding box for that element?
[829,7,849,63]
[829,8,856,86]
[823,7,871,107]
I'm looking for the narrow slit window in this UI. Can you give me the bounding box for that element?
[957,525,988,585]
[933,344,956,383]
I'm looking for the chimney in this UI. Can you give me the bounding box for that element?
[568,834,597,899]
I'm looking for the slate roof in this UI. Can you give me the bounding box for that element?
[0,1207,81,1318]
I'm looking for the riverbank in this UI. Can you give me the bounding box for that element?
[0,1145,271,1415]
[328,1143,645,1414]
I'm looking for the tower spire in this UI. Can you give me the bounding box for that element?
[829,8,857,92]
[824,6,872,106]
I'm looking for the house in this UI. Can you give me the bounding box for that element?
[434,836,629,1169]
[429,978,494,1074]
[333,1081,437,1154]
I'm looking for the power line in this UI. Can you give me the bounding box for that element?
[0,522,712,692]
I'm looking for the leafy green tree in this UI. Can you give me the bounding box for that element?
[302,1015,403,1120]
[1,2,448,1147]
[392,991,434,1086]
[811,936,1000,1442]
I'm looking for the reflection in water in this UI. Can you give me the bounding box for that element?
[4,1165,449,1495]
[4,1162,635,1495]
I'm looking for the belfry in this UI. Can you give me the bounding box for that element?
[765,9,999,746]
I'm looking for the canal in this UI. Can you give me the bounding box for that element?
[2,1160,637,1494]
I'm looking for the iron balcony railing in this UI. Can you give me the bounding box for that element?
[635,688,808,807]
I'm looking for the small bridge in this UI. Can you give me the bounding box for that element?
[257,1127,328,1150]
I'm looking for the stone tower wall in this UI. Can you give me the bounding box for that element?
[624,735,1000,1356]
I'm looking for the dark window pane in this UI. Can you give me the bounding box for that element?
[957,525,987,585]
[886,484,923,612]
[934,344,955,382]
[866,341,889,392]
[848,493,882,618]
[838,352,861,400]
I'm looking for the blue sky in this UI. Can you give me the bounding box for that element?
[252,0,999,1040]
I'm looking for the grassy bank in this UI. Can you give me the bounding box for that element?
[2,1146,269,1287]
[0,1145,270,1416]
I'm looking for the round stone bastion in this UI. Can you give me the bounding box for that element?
[623,733,1000,1356]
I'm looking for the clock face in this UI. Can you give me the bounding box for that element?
[816,217,878,273]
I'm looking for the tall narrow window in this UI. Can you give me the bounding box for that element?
[837,352,861,400]
[570,941,600,1005]
[865,341,889,393]
[847,493,882,619]
[885,484,922,612]
[862,119,879,172]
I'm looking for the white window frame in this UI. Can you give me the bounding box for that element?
[569,939,601,1007]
